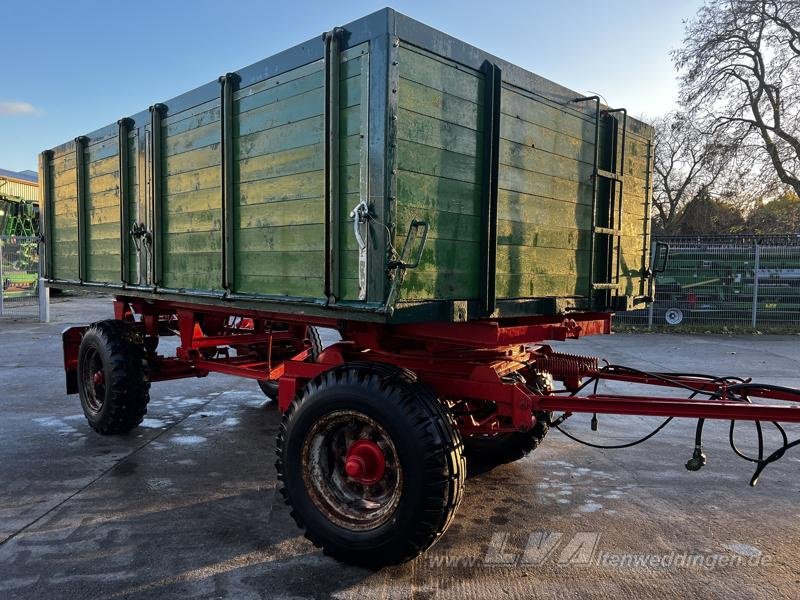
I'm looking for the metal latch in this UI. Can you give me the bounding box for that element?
[130,222,152,252]
[385,219,429,309]
[388,219,429,270]
[349,200,370,300]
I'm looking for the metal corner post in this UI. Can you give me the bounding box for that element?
[479,61,501,317]
[118,117,134,284]
[219,72,240,294]
[324,27,343,303]
[149,103,167,287]
[38,150,54,279]
[74,136,89,283]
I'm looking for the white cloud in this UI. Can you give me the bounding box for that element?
[0,101,41,116]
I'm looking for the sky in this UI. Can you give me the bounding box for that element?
[0,0,703,173]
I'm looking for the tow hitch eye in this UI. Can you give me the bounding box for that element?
[344,440,386,484]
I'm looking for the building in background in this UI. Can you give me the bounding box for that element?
[0,168,39,236]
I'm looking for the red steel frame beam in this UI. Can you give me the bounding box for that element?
[68,297,800,429]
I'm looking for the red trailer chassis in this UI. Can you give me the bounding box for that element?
[61,295,800,565]
[63,296,800,471]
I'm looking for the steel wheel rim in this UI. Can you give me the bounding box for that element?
[301,409,403,531]
[80,347,105,413]
[665,308,683,325]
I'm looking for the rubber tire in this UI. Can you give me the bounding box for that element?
[276,362,466,568]
[464,412,549,467]
[77,319,150,435]
[258,326,327,401]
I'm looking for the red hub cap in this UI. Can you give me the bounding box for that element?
[344,439,386,485]
[92,371,104,386]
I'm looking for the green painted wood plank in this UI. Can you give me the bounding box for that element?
[398,46,483,104]
[498,189,592,227]
[88,205,121,225]
[500,113,595,166]
[495,245,591,276]
[400,269,477,301]
[87,155,119,178]
[87,254,121,270]
[496,273,587,298]
[237,223,324,252]
[163,165,221,196]
[165,105,221,138]
[53,227,79,242]
[236,79,360,138]
[236,197,324,229]
[162,188,219,214]
[397,108,481,157]
[396,170,481,216]
[501,87,595,144]
[164,208,222,234]
[237,170,322,206]
[163,98,217,126]
[85,137,119,163]
[395,204,481,243]
[163,231,222,253]
[86,269,121,283]
[397,139,480,185]
[235,67,324,112]
[53,169,77,189]
[398,77,481,130]
[237,87,324,138]
[499,139,594,186]
[235,273,323,297]
[236,163,358,206]
[87,224,121,245]
[496,220,591,250]
[87,174,120,197]
[165,144,221,176]
[87,238,123,253]
[52,151,76,171]
[236,105,361,161]
[237,250,325,278]
[164,119,221,157]
[235,136,359,191]
[237,116,322,160]
[498,164,592,205]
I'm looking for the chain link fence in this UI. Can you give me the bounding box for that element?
[0,236,48,322]
[616,234,800,331]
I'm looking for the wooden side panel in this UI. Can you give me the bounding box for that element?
[50,142,79,281]
[161,98,223,291]
[232,46,368,299]
[394,45,484,301]
[84,136,121,283]
[495,85,596,299]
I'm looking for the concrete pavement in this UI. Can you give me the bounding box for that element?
[1,295,798,599]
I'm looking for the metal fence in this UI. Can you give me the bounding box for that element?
[0,236,48,322]
[615,234,800,331]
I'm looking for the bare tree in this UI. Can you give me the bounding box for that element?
[674,0,800,197]
[652,112,738,233]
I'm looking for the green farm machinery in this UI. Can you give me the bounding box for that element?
[654,236,800,325]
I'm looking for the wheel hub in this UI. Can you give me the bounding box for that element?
[301,410,403,530]
[344,439,386,484]
[93,371,104,386]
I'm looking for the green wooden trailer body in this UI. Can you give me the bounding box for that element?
[39,8,654,324]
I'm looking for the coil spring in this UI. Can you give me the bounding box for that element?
[534,351,598,383]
